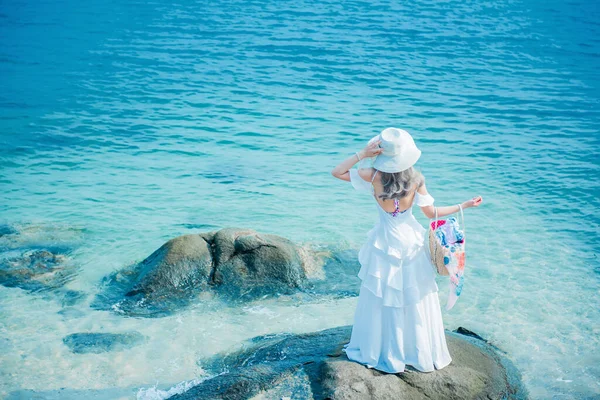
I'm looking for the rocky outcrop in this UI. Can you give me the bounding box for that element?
[170,326,528,400]
[209,228,307,296]
[92,228,312,317]
[63,332,146,354]
[125,233,214,298]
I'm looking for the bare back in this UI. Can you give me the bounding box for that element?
[360,167,418,213]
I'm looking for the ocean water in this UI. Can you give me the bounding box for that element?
[1,0,599,398]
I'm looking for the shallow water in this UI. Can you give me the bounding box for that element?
[1,0,599,398]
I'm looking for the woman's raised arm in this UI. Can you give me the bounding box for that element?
[331,139,382,182]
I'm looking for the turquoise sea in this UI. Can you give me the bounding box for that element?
[1,0,599,398]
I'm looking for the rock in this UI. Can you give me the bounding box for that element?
[59,289,87,306]
[170,326,528,400]
[63,332,146,354]
[0,224,18,238]
[57,307,87,319]
[6,387,139,400]
[308,249,361,298]
[92,228,310,317]
[211,228,307,298]
[0,224,83,252]
[0,224,82,296]
[454,326,488,342]
[125,233,214,298]
[0,248,78,292]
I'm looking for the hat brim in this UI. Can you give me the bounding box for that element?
[373,148,421,173]
[367,134,380,146]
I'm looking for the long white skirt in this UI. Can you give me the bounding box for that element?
[343,280,453,374]
[343,211,453,373]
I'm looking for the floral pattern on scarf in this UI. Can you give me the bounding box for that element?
[431,219,466,310]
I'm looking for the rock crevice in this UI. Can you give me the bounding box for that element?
[93,228,310,317]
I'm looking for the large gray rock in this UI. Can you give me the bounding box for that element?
[125,233,214,298]
[211,228,307,297]
[170,326,528,400]
[92,228,310,317]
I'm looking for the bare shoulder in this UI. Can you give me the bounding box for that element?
[358,167,376,182]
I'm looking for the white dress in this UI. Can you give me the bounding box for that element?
[342,168,453,374]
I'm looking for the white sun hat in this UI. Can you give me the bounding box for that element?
[366,127,422,173]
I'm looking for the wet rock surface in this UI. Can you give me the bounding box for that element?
[92,228,313,317]
[63,332,146,354]
[170,326,528,400]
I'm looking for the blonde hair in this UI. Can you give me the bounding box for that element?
[376,167,424,200]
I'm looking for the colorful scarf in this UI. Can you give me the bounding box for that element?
[431,217,465,310]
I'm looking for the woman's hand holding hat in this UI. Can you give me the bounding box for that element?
[331,139,383,180]
[360,139,383,159]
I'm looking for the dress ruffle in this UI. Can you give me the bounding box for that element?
[345,170,451,373]
[343,286,452,373]
[357,218,438,308]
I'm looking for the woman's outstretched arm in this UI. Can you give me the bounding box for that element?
[331,139,382,181]
[418,184,482,218]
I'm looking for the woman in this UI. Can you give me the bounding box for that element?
[331,127,483,374]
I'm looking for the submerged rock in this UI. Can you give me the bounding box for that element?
[6,387,140,400]
[170,326,528,400]
[92,228,311,317]
[308,248,361,298]
[0,224,83,298]
[0,248,78,292]
[57,307,87,320]
[63,332,146,354]
[0,224,18,238]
